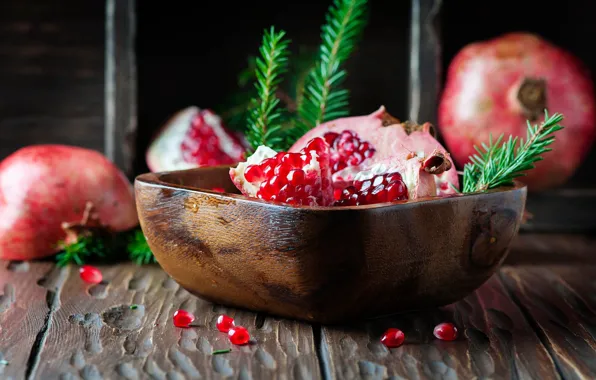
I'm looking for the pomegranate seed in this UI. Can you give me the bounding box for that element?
[342,186,357,198]
[386,173,402,183]
[287,169,305,185]
[333,188,343,200]
[79,265,102,284]
[381,328,405,348]
[321,130,376,173]
[323,132,339,146]
[216,314,235,333]
[211,187,225,193]
[228,326,250,345]
[244,165,264,183]
[260,158,277,176]
[433,323,458,341]
[333,161,347,172]
[304,137,328,154]
[173,309,195,328]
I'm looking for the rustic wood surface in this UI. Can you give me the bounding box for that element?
[0,233,595,379]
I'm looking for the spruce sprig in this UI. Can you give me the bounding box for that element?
[245,27,291,152]
[294,0,368,136]
[462,110,564,193]
[127,229,156,265]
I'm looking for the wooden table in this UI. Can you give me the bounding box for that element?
[1,233,595,380]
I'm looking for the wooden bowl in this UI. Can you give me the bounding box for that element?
[135,166,527,324]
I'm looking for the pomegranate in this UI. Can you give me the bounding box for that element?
[439,32,596,191]
[146,106,247,172]
[290,106,460,196]
[229,137,334,206]
[0,145,138,261]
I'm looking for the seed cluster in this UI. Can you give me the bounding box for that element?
[323,130,375,173]
[335,172,408,206]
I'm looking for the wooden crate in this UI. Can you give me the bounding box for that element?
[0,0,136,178]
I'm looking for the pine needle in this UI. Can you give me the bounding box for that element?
[55,235,108,267]
[462,110,564,193]
[294,0,368,136]
[127,229,156,265]
[245,26,291,152]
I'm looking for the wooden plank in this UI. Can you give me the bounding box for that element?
[501,265,596,379]
[105,0,137,177]
[320,274,557,379]
[507,233,596,266]
[408,0,442,126]
[0,0,105,160]
[34,264,322,379]
[0,262,68,379]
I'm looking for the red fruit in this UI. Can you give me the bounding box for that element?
[335,172,409,206]
[0,145,138,260]
[229,137,334,206]
[228,326,250,345]
[439,32,596,191]
[290,107,459,196]
[79,265,102,284]
[433,322,458,341]
[216,314,235,333]
[173,309,195,328]
[146,107,247,172]
[380,328,405,348]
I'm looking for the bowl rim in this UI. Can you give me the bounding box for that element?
[135,166,527,212]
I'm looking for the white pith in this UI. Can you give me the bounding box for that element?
[230,145,277,196]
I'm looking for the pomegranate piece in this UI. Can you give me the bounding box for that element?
[216,314,235,333]
[335,172,408,206]
[228,326,250,345]
[146,107,247,172]
[229,137,334,206]
[334,149,452,206]
[0,145,138,261]
[290,107,459,196]
[79,265,102,284]
[439,32,596,191]
[173,309,195,328]
[380,328,405,348]
[433,322,458,341]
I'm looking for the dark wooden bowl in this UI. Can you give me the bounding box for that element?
[135,166,527,324]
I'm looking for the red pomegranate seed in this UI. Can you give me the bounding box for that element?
[381,328,405,348]
[333,188,343,200]
[211,187,225,193]
[244,165,264,183]
[228,326,250,345]
[433,323,458,341]
[287,169,305,186]
[79,265,102,284]
[216,314,235,333]
[304,137,328,154]
[173,309,195,328]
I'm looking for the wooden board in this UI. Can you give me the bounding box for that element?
[32,264,321,379]
[319,275,557,379]
[501,265,596,379]
[0,262,67,379]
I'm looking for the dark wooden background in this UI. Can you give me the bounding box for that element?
[1,0,595,230]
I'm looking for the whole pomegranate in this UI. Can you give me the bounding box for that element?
[290,106,460,196]
[146,106,247,172]
[0,145,138,260]
[439,32,596,191]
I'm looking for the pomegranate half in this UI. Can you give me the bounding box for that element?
[290,106,460,196]
[0,145,138,260]
[146,106,246,172]
[439,32,596,191]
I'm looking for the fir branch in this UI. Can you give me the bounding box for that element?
[294,0,368,136]
[55,235,108,267]
[462,111,564,193]
[245,26,291,152]
[127,229,156,265]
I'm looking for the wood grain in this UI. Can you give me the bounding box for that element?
[0,0,105,160]
[320,274,557,379]
[501,265,596,379]
[0,262,67,379]
[34,264,321,379]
